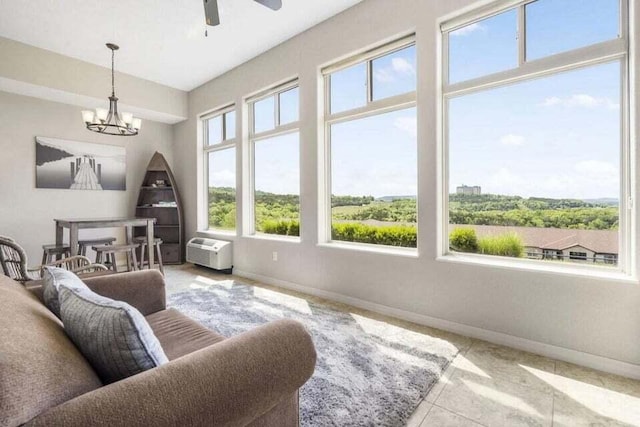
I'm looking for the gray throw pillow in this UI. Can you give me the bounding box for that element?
[42,266,89,318]
[58,284,168,384]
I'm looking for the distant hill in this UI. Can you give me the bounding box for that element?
[36,141,73,166]
[376,195,417,202]
[582,198,619,206]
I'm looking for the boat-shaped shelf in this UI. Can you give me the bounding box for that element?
[135,152,184,264]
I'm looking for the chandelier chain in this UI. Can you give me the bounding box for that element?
[111,47,115,97]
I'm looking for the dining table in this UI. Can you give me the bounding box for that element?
[54,217,157,268]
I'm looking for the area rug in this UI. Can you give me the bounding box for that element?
[168,279,459,426]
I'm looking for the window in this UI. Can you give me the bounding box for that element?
[569,251,588,261]
[203,106,237,231]
[443,1,629,271]
[543,250,562,261]
[248,82,300,238]
[323,37,418,249]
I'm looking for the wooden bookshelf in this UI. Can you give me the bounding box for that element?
[134,152,185,264]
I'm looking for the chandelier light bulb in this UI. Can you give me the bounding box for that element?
[81,110,95,124]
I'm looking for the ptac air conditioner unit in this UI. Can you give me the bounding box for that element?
[186,238,233,273]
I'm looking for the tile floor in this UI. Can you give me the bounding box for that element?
[164,265,640,427]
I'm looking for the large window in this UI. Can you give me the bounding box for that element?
[203,106,237,231]
[443,0,629,270]
[248,82,300,237]
[323,37,418,249]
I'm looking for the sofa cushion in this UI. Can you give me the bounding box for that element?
[0,274,102,426]
[146,308,225,360]
[59,285,168,384]
[42,266,89,318]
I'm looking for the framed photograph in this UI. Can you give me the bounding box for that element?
[35,136,126,191]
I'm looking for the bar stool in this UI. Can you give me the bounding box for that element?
[78,237,117,258]
[41,244,71,265]
[93,244,139,273]
[133,236,164,274]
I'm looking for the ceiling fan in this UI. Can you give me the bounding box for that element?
[203,0,282,27]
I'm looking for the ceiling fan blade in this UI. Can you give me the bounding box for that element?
[254,0,282,11]
[203,0,220,26]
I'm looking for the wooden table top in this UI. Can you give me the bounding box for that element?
[55,217,157,228]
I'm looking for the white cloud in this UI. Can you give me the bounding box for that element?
[500,134,525,146]
[540,94,619,110]
[373,69,394,83]
[391,58,416,76]
[574,160,618,184]
[210,169,235,187]
[473,160,619,199]
[333,164,417,198]
[373,58,415,83]
[450,22,485,37]
[394,116,417,139]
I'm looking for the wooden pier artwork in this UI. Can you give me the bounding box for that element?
[70,156,103,190]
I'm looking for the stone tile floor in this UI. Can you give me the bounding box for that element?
[164,265,640,427]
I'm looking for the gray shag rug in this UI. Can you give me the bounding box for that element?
[168,279,459,426]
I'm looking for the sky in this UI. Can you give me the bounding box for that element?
[210,0,622,201]
[449,0,621,200]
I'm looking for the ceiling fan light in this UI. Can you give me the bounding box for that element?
[131,118,142,130]
[95,108,109,121]
[121,112,133,125]
[81,110,95,124]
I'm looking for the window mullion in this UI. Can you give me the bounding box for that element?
[222,113,227,141]
[517,4,526,66]
[444,38,626,98]
[366,60,373,104]
[274,94,280,128]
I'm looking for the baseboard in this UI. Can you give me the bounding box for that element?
[234,269,640,380]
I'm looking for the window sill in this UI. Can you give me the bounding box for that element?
[197,229,237,240]
[437,252,637,284]
[244,234,301,244]
[317,241,419,258]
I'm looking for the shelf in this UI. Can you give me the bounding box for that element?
[136,152,184,264]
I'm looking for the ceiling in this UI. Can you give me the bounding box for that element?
[0,0,362,91]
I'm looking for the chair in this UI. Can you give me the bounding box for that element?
[93,244,139,273]
[0,236,108,283]
[133,236,164,274]
[78,237,117,258]
[41,244,71,265]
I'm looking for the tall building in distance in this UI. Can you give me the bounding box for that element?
[456,185,481,196]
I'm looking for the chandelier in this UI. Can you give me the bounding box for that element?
[81,43,141,136]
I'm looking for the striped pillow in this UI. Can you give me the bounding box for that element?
[42,266,88,318]
[58,284,168,384]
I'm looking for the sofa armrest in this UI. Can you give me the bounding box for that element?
[83,270,166,316]
[26,319,316,427]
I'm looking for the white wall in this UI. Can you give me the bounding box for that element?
[0,37,188,124]
[0,91,175,263]
[172,0,640,371]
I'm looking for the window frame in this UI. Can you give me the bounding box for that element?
[439,0,634,277]
[320,35,418,250]
[201,104,238,234]
[246,80,301,239]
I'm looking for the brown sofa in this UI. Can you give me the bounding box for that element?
[0,270,316,427]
